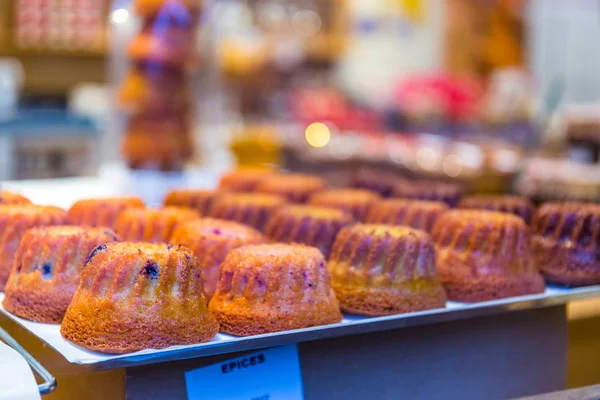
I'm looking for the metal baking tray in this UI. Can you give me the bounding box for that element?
[1,286,599,371]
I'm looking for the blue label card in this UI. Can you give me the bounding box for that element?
[185,345,304,400]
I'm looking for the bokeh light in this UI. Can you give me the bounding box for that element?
[305,122,331,148]
[110,8,129,25]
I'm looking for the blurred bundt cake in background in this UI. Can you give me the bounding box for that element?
[210,193,287,232]
[171,218,266,297]
[366,199,448,233]
[68,197,145,229]
[351,169,398,198]
[265,205,354,258]
[0,190,31,205]
[459,195,535,223]
[393,179,462,207]
[163,189,219,216]
[218,168,274,192]
[309,189,380,222]
[115,207,199,243]
[432,210,544,302]
[256,173,327,203]
[532,202,600,286]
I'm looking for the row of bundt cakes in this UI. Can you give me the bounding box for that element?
[211,168,598,287]
[0,177,597,296]
[0,196,343,352]
[0,193,538,332]
[0,168,598,354]
[1,188,441,352]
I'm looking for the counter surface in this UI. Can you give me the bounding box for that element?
[1,286,598,371]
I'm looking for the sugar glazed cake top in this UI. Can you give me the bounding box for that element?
[256,173,327,203]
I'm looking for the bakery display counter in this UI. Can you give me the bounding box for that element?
[1,287,598,369]
[1,168,600,399]
[1,287,598,399]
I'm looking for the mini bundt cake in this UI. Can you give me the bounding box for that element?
[68,197,145,229]
[531,202,600,286]
[209,193,287,232]
[265,205,354,258]
[115,207,199,243]
[2,227,118,323]
[351,169,398,198]
[393,179,462,207]
[209,243,342,336]
[431,210,545,302]
[60,242,219,354]
[256,173,327,203]
[163,189,219,216]
[309,189,380,222]
[170,218,266,297]
[218,168,274,192]
[0,206,69,290]
[0,190,31,205]
[329,224,447,316]
[366,199,448,233]
[459,195,535,223]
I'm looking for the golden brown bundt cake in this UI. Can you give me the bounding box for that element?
[115,207,199,243]
[60,242,219,354]
[0,190,31,205]
[532,202,600,286]
[431,210,545,302]
[218,168,274,192]
[309,189,380,222]
[0,206,69,290]
[256,173,327,203]
[366,199,448,233]
[329,224,446,316]
[68,197,145,229]
[264,205,354,258]
[3,227,118,323]
[162,189,219,216]
[459,195,535,223]
[170,218,266,298]
[209,193,287,232]
[351,169,398,198]
[209,243,342,336]
[393,178,462,207]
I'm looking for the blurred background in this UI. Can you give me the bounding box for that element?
[0,0,600,203]
[2,0,600,393]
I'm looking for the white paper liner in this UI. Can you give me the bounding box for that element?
[0,341,41,400]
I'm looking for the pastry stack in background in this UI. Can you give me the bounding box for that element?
[118,0,202,171]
